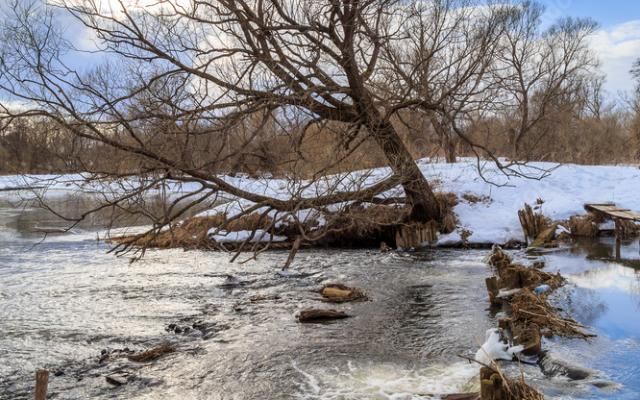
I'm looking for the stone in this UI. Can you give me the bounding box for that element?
[297,309,350,323]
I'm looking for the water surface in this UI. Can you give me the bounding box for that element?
[1,194,640,399]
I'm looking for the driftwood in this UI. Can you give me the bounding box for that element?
[297,309,350,323]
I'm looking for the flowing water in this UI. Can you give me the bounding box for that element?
[1,192,640,399]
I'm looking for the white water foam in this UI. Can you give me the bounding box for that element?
[292,360,479,399]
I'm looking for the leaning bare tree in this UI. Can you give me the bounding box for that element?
[0,0,599,258]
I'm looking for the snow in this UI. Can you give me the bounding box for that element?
[209,229,287,243]
[475,328,524,365]
[431,160,640,246]
[3,159,640,246]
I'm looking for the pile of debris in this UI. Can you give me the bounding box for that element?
[486,247,592,341]
[478,246,596,399]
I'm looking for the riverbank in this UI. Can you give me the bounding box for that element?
[3,160,640,250]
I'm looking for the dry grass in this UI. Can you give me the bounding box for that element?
[112,193,459,251]
[567,214,600,237]
[510,290,594,339]
[437,192,459,234]
[112,213,273,249]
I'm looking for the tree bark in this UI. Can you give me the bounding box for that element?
[367,119,441,223]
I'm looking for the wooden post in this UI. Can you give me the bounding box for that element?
[614,219,621,261]
[35,369,49,400]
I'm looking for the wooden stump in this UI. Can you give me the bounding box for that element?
[395,222,438,249]
[480,367,507,400]
[35,369,49,400]
[485,277,500,306]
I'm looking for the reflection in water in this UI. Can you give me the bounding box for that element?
[0,192,212,241]
[1,196,640,399]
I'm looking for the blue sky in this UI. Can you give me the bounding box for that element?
[538,0,640,28]
[533,1,640,94]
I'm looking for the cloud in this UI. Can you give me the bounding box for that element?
[589,20,640,94]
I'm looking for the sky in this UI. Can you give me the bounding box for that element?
[2,0,640,98]
[538,0,640,94]
[62,0,640,96]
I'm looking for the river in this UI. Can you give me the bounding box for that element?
[1,192,639,399]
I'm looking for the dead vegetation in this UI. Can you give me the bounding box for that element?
[567,214,600,237]
[111,192,459,253]
[111,213,274,249]
[462,193,491,204]
[518,203,551,241]
[486,246,592,345]
[510,290,594,339]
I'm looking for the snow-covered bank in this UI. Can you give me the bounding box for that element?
[199,159,640,246]
[3,159,639,247]
[429,160,640,246]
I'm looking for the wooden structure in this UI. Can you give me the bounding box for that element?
[585,203,640,222]
[585,203,640,258]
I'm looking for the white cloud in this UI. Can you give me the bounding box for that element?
[589,20,640,94]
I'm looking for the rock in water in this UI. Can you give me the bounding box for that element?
[538,352,594,380]
[105,373,129,386]
[127,343,176,363]
[320,284,367,303]
[297,309,350,323]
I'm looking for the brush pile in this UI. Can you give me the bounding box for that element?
[486,246,591,340]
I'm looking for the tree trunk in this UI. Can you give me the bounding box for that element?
[369,121,441,223]
[445,136,457,163]
[340,34,440,223]
[430,113,457,163]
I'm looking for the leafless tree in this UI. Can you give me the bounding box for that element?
[0,0,600,258]
[490,1,597,158]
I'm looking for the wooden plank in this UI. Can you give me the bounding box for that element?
[585,203,640,221]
